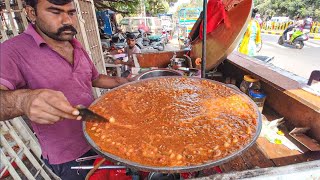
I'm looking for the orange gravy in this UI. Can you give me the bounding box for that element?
[86,77,257,167]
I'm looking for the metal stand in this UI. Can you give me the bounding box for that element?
[201,0,208,78]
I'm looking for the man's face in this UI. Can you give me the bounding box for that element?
[27,0,77,41]
[127,39,136,48]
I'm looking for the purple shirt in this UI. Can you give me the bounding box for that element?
[0,24,99,164]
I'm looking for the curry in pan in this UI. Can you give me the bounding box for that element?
[86,77,258,167]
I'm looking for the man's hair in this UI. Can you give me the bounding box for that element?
[252,8,258,18]
[126,33,136,40]
[25,0,73,9]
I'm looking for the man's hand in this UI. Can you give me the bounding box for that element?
[21,89,80,124]
[114,59,122,65]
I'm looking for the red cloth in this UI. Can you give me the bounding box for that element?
[200,0,230,39]
[89,158,131,180]
[138,23,150,32]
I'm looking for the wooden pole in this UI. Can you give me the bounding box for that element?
[0,15,9,41]
[5,0,18,36]
[16,0,29,28]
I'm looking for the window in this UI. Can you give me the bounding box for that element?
[132,19,140,26]
[120,19,129,25]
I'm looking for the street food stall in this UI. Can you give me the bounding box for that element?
[1,0,320,179]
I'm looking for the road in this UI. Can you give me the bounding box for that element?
[257,34,320,79]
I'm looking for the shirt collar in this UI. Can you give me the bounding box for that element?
[24,24,46,47]
[24,24,82,49]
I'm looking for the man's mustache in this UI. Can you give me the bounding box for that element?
[57,25,77,35]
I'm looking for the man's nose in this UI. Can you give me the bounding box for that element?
[61,13,72,25]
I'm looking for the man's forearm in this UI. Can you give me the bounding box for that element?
[92,74,131,89]
[122,61,134,67]
[0,89,31,121]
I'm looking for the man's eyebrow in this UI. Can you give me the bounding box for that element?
[46,6,76,13]
[68,9,76,13]
[47,6,64,11]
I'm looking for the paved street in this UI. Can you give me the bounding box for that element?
[257,34,320,79]
[165,33,320,81]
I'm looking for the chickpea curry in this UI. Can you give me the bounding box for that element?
[86,77,258,167]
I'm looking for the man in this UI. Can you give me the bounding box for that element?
[303,16,312,32]
[0,0,131,179]
[286,16,304,42]
[138,21,150,33]
[114,33,141,67]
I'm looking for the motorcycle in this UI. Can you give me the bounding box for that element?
[110,31,128,49]
[278,25,309,49]
[135,29,165,51]
[147,34,165,51]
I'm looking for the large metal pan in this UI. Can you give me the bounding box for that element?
[83,77,262,173]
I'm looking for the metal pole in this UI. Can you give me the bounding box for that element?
[71,166,127,170]
[201,0,207,78]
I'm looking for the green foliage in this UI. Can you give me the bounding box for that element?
[94,0,178,16]
[173,0,203,18]
[254,0,320,20]
[146,0,170,16]
[94,0,140,15]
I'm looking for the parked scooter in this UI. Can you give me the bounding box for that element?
[278,25,309,49]
[148,34,165,51]
[136,29,165,51]
[110,31,127,49]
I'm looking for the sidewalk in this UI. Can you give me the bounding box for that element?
[261,30,320,40]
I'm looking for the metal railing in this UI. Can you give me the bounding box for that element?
[261,21,320,33]
[0,117,59,179]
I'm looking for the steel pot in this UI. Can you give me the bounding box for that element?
[135,69,182,80]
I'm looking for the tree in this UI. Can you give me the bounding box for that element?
[94,0,178,16]
[94,0,140,15]
[145,0,170,16]
[173,0,203,18]
[254,0,320,20]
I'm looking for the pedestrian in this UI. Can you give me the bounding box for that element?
[238,8,262,56]
[138,21,150,33]
[0,0,132,179]
[114,33,141,66]
[114,33,141,77]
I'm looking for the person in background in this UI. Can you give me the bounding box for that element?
[303,16,313,32]
[286,16,304,42]
[238,8,262,57]
[114,33,141,67]
[255,13,263,27]
[0,0,132,179]
[138,21,150,33]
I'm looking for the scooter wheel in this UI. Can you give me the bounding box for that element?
[157,43,165,51]
[278,37,284,45]
[295,41,304,49]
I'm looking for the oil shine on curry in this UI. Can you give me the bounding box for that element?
[86,77,257,167]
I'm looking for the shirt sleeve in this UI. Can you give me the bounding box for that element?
[0,45,26,90]
[124,47,128,54]
[135,46,141,53]
[91,64,99,81]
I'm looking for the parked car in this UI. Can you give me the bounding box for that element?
[270,16,290,23]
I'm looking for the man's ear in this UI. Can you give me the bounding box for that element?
[25,5,36,23]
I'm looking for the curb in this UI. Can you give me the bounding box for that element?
[261,31,282,35]
[261,30,320,40]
